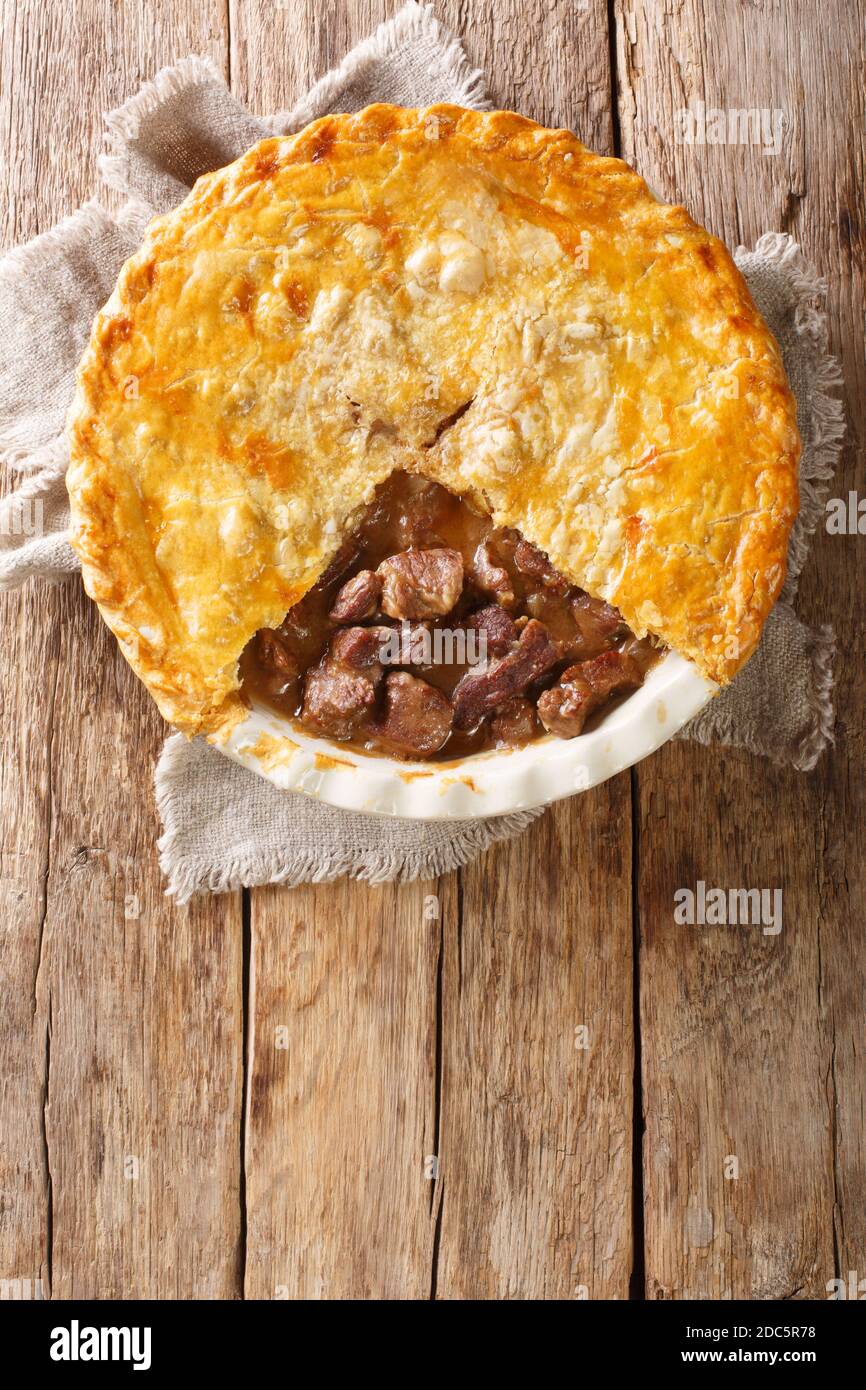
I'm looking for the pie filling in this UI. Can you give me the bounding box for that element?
[240,471,663,761]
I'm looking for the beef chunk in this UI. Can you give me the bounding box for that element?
[374,672,453,757]
[491,696,538,748]
[378,621,437,667]
[452,618,559,731]
[537,650,642,738]
[394,479,448,549]
[536,671,594,738]
[463,604,518,657]
[301,659,380,740]
[552,591,628,663]
[255,629,298,679]
[580,649,642,699]
[470,541,515,606]
[300,624,391,739]
[570,590,628,646]
[329,625,390,671]
[377,548,463,619]
[512,538,569,595]
[329,569,382,623]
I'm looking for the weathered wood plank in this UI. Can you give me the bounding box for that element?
[0,0,244,1300]
[791,0,866,1291]
[435,799,636,1299]
[243,877,440,1299]
[0,565,56,1302]
[614,0,860,1298]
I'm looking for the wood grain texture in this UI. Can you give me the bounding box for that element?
[435,803,636,1299]
[0,0,244,1300]
[789,1,866,1291]
[243,877,440,1299]
[614,0,863,1298]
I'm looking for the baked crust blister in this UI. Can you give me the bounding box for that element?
[66,104,800,738]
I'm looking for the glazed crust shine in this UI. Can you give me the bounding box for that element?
[67,104,799,737]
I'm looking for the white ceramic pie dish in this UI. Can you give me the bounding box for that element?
[213,650,715,819]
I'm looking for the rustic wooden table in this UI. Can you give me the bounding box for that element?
[1,0,863,1301]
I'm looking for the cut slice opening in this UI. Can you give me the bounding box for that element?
[240,469,664,761]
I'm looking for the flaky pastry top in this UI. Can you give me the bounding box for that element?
[67,104,800,736]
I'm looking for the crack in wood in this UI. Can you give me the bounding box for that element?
[816,811,842,1283]
[610,0,648,1305]
[428,874,451,1297]
[606,0,623,158]
[429,891,446,1223]
[33,623,60,1299]
[239,887,251,1299]
[41,990,53,1299]
[429,1177,445,1302]
[828,1028,842,1281]
[629,766,646,1300]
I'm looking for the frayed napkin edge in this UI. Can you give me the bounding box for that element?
[0,203,119,468]
[154,734,543,905]
[681,620,836,772]
[737,233,845,601]
[98,55,228,197]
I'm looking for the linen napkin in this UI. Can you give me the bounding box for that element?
[0,2,842,902]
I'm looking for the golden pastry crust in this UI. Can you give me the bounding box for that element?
[67,104,799,736]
